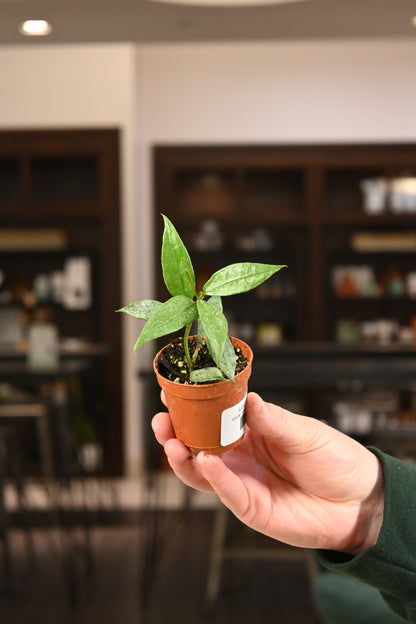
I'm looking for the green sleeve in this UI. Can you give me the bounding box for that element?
[316,448,416,622]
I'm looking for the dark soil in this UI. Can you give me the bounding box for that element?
[157,335,248,384]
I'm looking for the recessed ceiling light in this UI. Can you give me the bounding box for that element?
[18,20,52,37]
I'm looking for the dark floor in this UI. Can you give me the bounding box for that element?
[0,510,320,624]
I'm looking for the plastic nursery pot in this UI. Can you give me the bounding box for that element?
[153,336,253,454]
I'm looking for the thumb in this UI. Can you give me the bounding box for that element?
[245,392,323,452]
[196,452,250,519]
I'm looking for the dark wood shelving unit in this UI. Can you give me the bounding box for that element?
[151,143,416,460]
[0,129,123,476]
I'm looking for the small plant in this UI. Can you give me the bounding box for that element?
[119,215,286,384]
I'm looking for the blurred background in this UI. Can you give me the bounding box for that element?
[1,1,416,622]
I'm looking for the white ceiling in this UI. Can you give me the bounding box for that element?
[0,0,415,45]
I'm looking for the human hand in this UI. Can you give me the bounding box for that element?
[152,392,384,555]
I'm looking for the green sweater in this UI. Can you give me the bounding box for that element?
[316,448,416,622]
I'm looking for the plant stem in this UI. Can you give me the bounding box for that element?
[191,341,202,365]
[184,323,193,372]
[185,270,198,298]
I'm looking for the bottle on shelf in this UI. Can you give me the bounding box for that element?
[27,306,59,370]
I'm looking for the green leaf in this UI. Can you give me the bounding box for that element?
[197,296,222,338]
[219,336,236,382]
[117,300,161,320]
[190,367,225,383]
[206,295,223,311]
[161,214,195,299]
[202,262,286,296]
[134,295,197,352]
[196,299,228,367]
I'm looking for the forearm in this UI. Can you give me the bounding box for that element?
[317,449,416,621]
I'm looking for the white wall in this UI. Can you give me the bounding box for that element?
[3,38,416,475]
[137,39,416,144]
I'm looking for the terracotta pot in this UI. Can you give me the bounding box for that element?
[153,336,253,454]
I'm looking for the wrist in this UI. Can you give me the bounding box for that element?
[347,455,385,555]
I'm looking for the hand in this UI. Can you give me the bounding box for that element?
[152,392,384,555]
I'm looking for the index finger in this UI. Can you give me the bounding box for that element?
[164,440,216,493]
[151,411,175,447]
[160,390,167,407]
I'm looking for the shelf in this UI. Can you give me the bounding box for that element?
[325,166,385,214]
[0,133,111,217]
[31,155,99,203]
[175,214,308,231]
[242,167,305,218]
[153,143,416,458]
[250,342,416,389]
[331,295,416,303]
[0,157,21,202]
[253,341,416,356]
[323,213,416,226]
[0,129,122,475]
[0,341,109,360]
[173,169,237,219]
[371,424,416,438]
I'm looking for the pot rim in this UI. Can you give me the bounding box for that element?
[153,335,253,394]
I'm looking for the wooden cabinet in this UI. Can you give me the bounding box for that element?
[0,129,123,475]
[155,144,416,343]
[155,147,310,344]
[153,143,416,460]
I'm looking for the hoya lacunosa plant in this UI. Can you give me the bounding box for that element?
[119,215,286,383]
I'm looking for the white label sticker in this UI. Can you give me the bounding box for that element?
[220,394,247,447]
